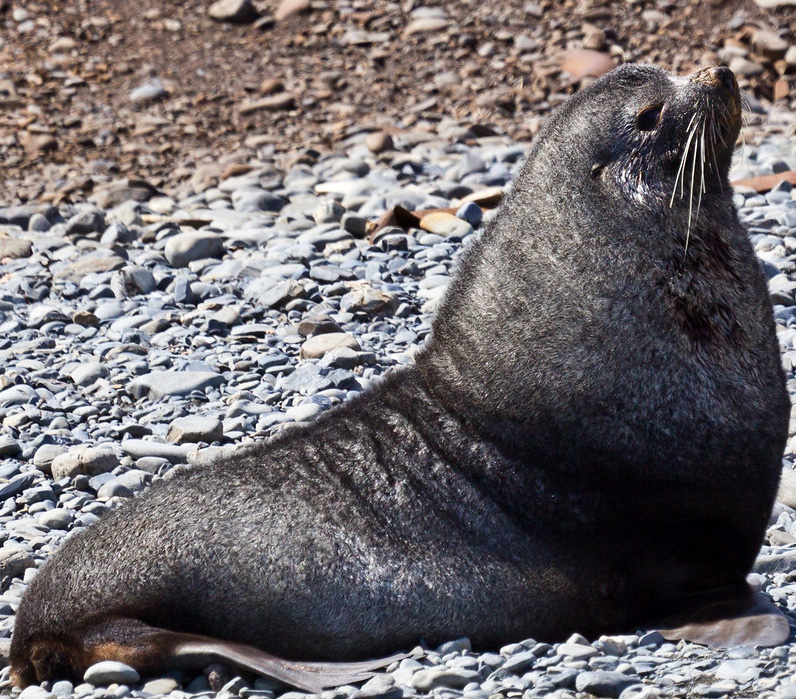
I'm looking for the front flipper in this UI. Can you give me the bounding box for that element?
[657,589,790,649]
[15,617,409,692]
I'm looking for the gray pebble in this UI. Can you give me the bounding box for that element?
[166,416,224,444]
[575,671,638,698]
[83,660,140,686]
[51,446,119,480]
[128,371,224,399]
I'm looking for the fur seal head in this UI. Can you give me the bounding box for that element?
[540,64,741,212]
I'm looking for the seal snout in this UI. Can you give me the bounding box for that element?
[690,66,738,97]
[690,67,741,122]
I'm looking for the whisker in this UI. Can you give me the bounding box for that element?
[671,122,698,207]
[684,116,700,258]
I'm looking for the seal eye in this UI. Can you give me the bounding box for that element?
[636,104,663,131]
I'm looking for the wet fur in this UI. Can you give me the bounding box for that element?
[11,64,789,685]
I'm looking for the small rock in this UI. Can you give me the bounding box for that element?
[120,439,194,463]
[130,80,168,104]
[51,446,119,480]
[285,402,324,422]
[751,29,789,60]
[18,687,53,699]
[0,237,33,259]
[558,642,599,659]
[164,231,225,267]
[502,650,536,674]
[777,467,796,508]
[560,49,615,80]
[261,78,285,94]
[411,667,479,692]
[0,547,35,579]
[437,638,472,654]
[420,212,473,237]
[460,186,504,208]
[128,371,224,400]
[274,0,311,21]
[70,362,109,387]
[339,286,397,315]
[341,212,369,236]
[637,630,665,647]
[455,201,483,227]
[72,311,100,328]
[101,222,136,245]
[575,671,638,698]
[209,0,258,23]
[83,661,140,686]
[141,678,180,695]
[404,18,449,35]
[313,199,345,224]
[366,132,394,153]
[49,36,77,52]
[728,56,764,78]
[0,435,21,457]
[714,659,761,683]
[245,278,306,308]
[240,94,296,114]
[166,416,224,444]
[38,508,75,531]
[50,681,73,697]
[65,208,105,237]
[28,213,51,232]
[110,266,157,298]
[33,444,68,475]
[300,332,361,359]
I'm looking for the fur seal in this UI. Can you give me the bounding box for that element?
[11,64,791,690]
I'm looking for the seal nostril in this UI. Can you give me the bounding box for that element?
[711,66,736,95]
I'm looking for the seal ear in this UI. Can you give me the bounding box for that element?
[590,163,604,179]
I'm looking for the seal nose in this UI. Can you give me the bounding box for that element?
[710,66,737,95]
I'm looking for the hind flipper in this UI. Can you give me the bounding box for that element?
[170,637,410,692]
[657,589,790,649]
[15,617,408,692]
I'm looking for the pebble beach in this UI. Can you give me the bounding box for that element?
[0,95,794,699]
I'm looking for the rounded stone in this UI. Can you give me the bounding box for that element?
[300,332,361,359]
[70,362,109,387]
[38,508,75,531]
[83,660,140,686]
[419,212,474,238]
[575,671,638,698]
[164,231,225,268]
[50,446,119,480]
[33,444,68,475]
[166,416,224,444]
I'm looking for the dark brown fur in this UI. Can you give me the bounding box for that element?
[10,65,790,688]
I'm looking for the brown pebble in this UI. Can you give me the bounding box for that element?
[260,78,285,95]
[239,93,295,114]
[773,78,790,102]
[366,131,394,153]
[560,49,615,80]
[72,311,100,328]
[274,0,311,21]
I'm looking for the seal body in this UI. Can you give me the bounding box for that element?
[11,65,790,688]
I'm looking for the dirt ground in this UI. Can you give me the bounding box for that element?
[0,0,794,205]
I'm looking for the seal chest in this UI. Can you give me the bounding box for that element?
[10,65,790,690]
